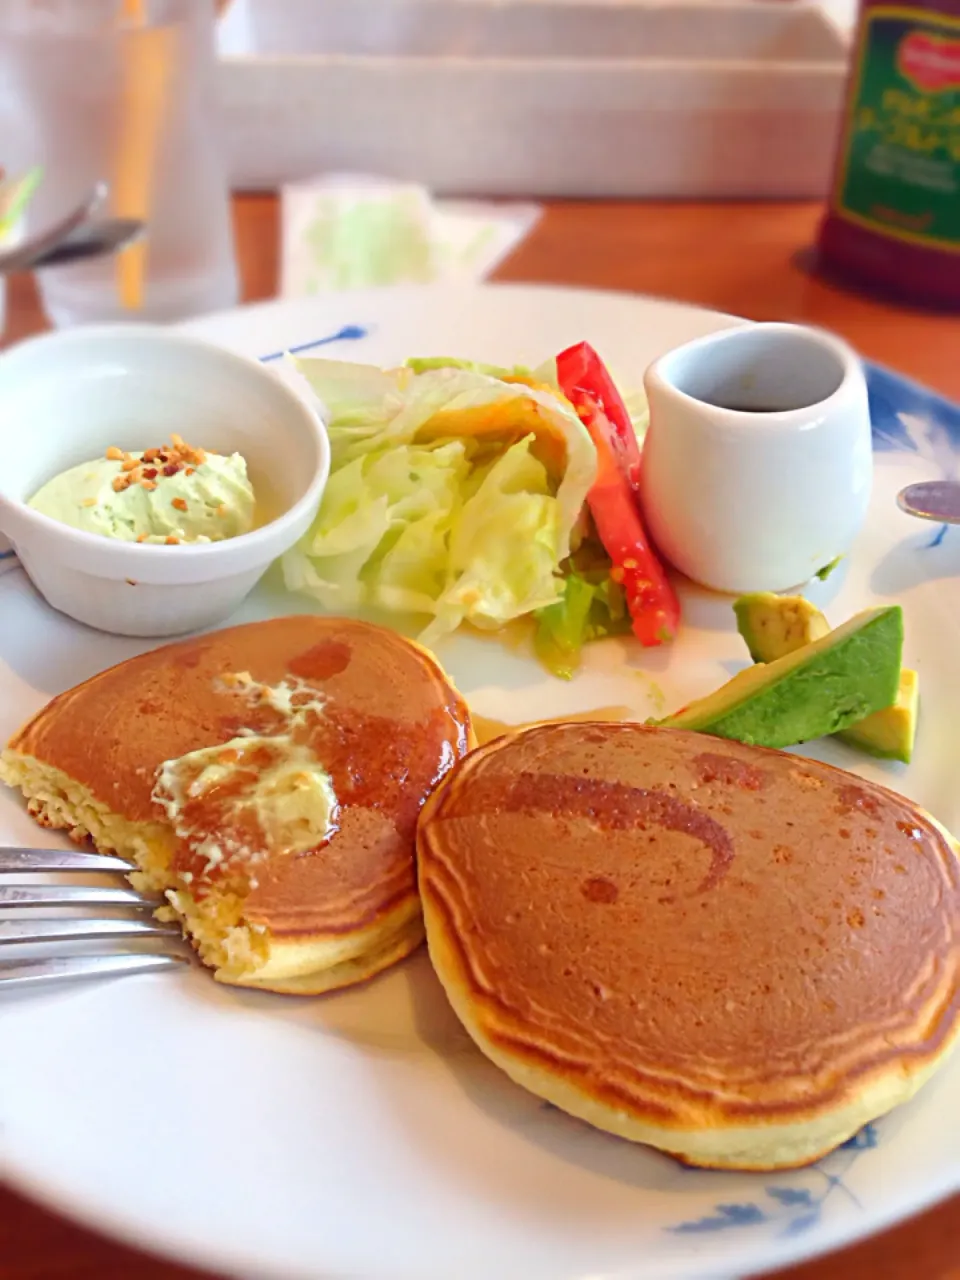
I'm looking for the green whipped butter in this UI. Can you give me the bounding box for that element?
[28,437,256,545]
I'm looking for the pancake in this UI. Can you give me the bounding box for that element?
[1,616,473,994]
[417,722,960,1170]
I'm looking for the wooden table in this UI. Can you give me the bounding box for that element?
[1,194,958,1280]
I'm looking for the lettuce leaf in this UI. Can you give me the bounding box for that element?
[533,544,631,680]
[283,358,597,644]
[405,356,534,380]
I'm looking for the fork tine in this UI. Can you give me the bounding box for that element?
[0,917,182,946]
[0,953,188,989]
[0,884,160,910]
[0,848,134,873]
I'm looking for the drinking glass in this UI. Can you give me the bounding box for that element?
[0,0,238,325]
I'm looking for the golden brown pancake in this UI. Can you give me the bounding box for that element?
[417,722,960,1169]
[1,615,473,993]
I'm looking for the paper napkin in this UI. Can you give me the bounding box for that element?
[280,174,541,296]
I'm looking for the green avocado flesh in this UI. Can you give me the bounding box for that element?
[660,606,903,749]
[733,593,918,763]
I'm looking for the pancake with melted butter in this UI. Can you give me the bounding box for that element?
[417,722,960,1169]
[1,616,472,994]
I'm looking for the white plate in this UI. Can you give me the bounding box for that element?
[1,284,958,1280]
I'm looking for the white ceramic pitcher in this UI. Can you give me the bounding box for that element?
[640,322,873,595]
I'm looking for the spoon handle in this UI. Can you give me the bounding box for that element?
[0,182,107,276]
[27,219,144,271]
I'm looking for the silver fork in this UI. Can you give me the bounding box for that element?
[0,847,189,990]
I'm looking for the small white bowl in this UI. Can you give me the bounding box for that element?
[641,322,873,595]
[0,324,330,636]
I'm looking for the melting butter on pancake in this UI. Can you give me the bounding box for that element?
[417,722,960,1170]
[152,672,340,877]
[1,616,473,994]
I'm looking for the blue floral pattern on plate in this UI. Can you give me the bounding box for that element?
[868,363,960,456]
[867,363,960,549]
[665,1125,879,1238]
[258,323,369,365]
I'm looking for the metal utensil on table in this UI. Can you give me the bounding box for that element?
[0,181,107,275]
[23,217,145,271]
[0,215,145,275]
[0,846,188,990]
[897,480,960,526]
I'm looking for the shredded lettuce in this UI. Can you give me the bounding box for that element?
[534,539,631,679]
[283,358,597,646]
[405,356,534,380]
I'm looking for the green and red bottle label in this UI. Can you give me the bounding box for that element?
[834,6,960,251]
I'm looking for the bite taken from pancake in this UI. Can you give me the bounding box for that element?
[417,722,960,1171]
[1,616,473,994]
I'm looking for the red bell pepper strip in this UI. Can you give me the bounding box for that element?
[556,339,643,493]
[556,341,680,646]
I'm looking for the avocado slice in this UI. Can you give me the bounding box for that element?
[733,594,919,763]
[836,668,919,764]
[659,606,903,749]
[733,592,830,663]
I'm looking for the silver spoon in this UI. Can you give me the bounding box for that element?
[897,480,960,525]
[0,181,107,275]
[26,217,145,270]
